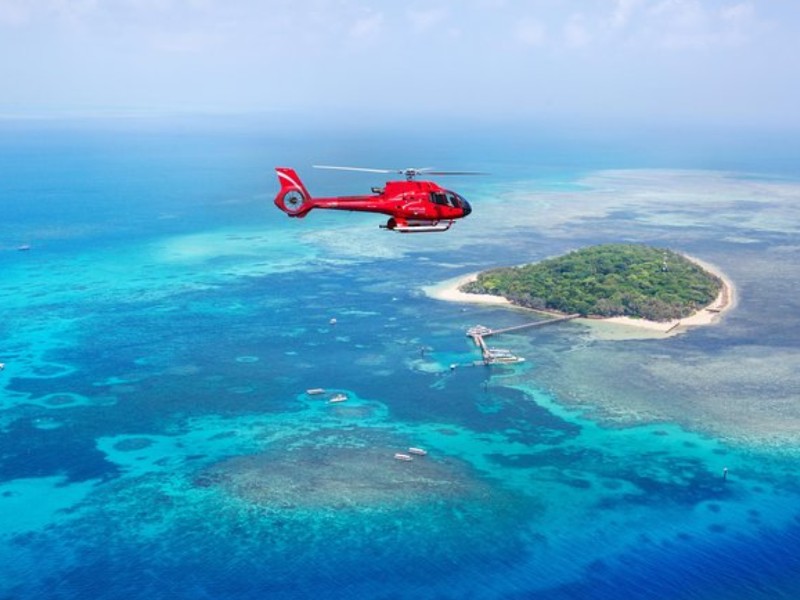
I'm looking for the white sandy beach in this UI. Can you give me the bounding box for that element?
[422,255,736,340]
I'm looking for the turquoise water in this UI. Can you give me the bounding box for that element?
[1,118,799,599]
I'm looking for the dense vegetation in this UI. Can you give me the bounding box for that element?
[461,244,722,322]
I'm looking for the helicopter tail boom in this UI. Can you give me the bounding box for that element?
[274,167,314,218]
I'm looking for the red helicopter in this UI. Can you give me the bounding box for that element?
[274,165,476,233]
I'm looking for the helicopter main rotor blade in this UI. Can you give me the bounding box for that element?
[313,165,488,180]
[424,171,486,176]
[313,165,394,174]
[400,168,487,177]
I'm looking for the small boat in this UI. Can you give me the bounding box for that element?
[487,355,525,364]
[407,447,427,456]
[485,348,525,364]
[306,388,325,395]
[0,363,5,371]
[17,244,31,251]
[394,453,413,461]
[328,393,347,403]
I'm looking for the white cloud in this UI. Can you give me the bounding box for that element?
[553,0,756,50]
[721,2,754,22]
[349,12,384,41]
[717,2,755,44]
[515,18,546,47]
[0,0,30,26]
[407,8,448,33]
[644,0,758,48]
[609,0,643,30]
[150,29,224,53]
[0,0,100,26]
[0,0,797,125]
[564,13,592,48]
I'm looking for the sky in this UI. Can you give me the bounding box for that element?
[1,0,800,129]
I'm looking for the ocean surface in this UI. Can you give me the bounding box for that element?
[1,116,799,599]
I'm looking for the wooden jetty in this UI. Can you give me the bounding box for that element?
[466,313,580,364]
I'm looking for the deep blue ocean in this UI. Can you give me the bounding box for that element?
[1,115,799,599]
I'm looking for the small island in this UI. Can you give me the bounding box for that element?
[425,244,734,338]
[461,244,722,321]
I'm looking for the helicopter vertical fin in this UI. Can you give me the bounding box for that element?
[274,167,314,218]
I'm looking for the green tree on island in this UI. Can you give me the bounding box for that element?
[461,244,722,322]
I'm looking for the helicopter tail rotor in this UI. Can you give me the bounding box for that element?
[274,167,314,218]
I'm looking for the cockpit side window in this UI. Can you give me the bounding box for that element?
[430,192,448,205]
[431,192,462,207]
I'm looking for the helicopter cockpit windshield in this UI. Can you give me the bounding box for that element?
[430,191,469,210]
[429,191,472,216]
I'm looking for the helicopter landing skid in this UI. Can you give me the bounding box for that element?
[381,219,454,233]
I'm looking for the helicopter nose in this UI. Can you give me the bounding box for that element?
[462,200,472,216]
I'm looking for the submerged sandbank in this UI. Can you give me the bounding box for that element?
[423,255,736,340]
